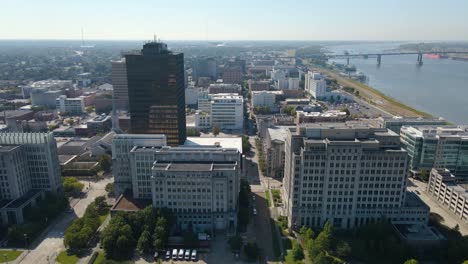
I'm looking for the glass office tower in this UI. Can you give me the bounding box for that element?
[125,41,186,146]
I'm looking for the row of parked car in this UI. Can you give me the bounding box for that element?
[158,249,197,261]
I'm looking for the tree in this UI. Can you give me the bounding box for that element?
[105,183,115,196]
[290,241,304,261]
[153,217,168,251]
[63,177,84,193]
[335,240,351,258]
[309,221,333,258]
[212,123,220,136]
[137,227,152,254]
[313,252,335,264]
[283,106,296,116]
[299,226,315,244]
[94,196,107,214]
[404,259,419,264]
[99,154,112,172]
[186,128,201,137]
[101,215,136,260]
[228,235,242,251]
[65,118,75,126]
[244,242,259,261]
[340,107,350,116]
[242,135,251,154]
[86,106,95,114]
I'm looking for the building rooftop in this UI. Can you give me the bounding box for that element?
[0,145,21,152]
[381,116,446,123]
[23,80,72,89]
[111,195,152,212]
[268,126,294,142]
[297,110,347,118]
[0,110,33,118]
[252,90,284,95]
[401,125,468,139]
[184,137,243,153]
[5,190,42,209]
[210,93,243,100]
[153,161,237,172]
[393,223,444,242]
[88,114,111,123]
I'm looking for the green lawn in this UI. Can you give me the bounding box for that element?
[265,191,272,207]
[99,212,109,224]
[271,189,282,206]
[93,252,106,264]
[93,252,134,264]
[0,250,22,263]
[56,251,79,264]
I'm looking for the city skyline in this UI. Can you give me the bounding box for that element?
[2,0,468,41]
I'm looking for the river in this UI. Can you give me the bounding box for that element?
[327,42,468,124]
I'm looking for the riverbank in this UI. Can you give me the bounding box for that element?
[306,61,432,118]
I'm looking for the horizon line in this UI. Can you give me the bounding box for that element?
[0,38,467,43]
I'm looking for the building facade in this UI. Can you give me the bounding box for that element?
[427,168,468,223]
[31,89,63,108]
[295,110,348,124]
[210,94,244,130]
[252,90,282,108]
[112,134,167,197]
[111,59,129,111]
[112,135,242,231]
[222,66,242,84]
[55,95,85,114]
[283,123,429,229]
[208,84,242,95]
[0,132,62,225]
[193,57,217,80]
[400,126,468,177]
[305,71,327,99]
[126,41,186,146]
[377,116,447,134]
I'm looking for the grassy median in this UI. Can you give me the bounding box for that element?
[0,250,22,263]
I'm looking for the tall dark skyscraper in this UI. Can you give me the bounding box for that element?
[125,41,186,146]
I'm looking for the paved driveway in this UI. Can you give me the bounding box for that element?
[20,178,113,264]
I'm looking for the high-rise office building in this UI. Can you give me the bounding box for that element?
[0,132,62,225]
[125,41,186,146]
[283,122,429,229]
[400,125,468,177]
[193,57,217,80]
[111,59,129,111]
[112,135,242,231]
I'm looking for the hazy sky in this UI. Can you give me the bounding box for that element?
[2,0,468,41]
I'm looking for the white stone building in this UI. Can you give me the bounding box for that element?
[196,93,244,130]
[194,111,211,129]
[427,168,468,223]
[305,71,327,99]
[112,135,242,231]
[283,122,429,229]
[0,132,62,225]
[251,90,283,108]
[56,95,85,114]
[112,134,167,197]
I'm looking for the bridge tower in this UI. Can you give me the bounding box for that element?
[347,57,350,65]
[377,54,381,65]
[417,53,423,65]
